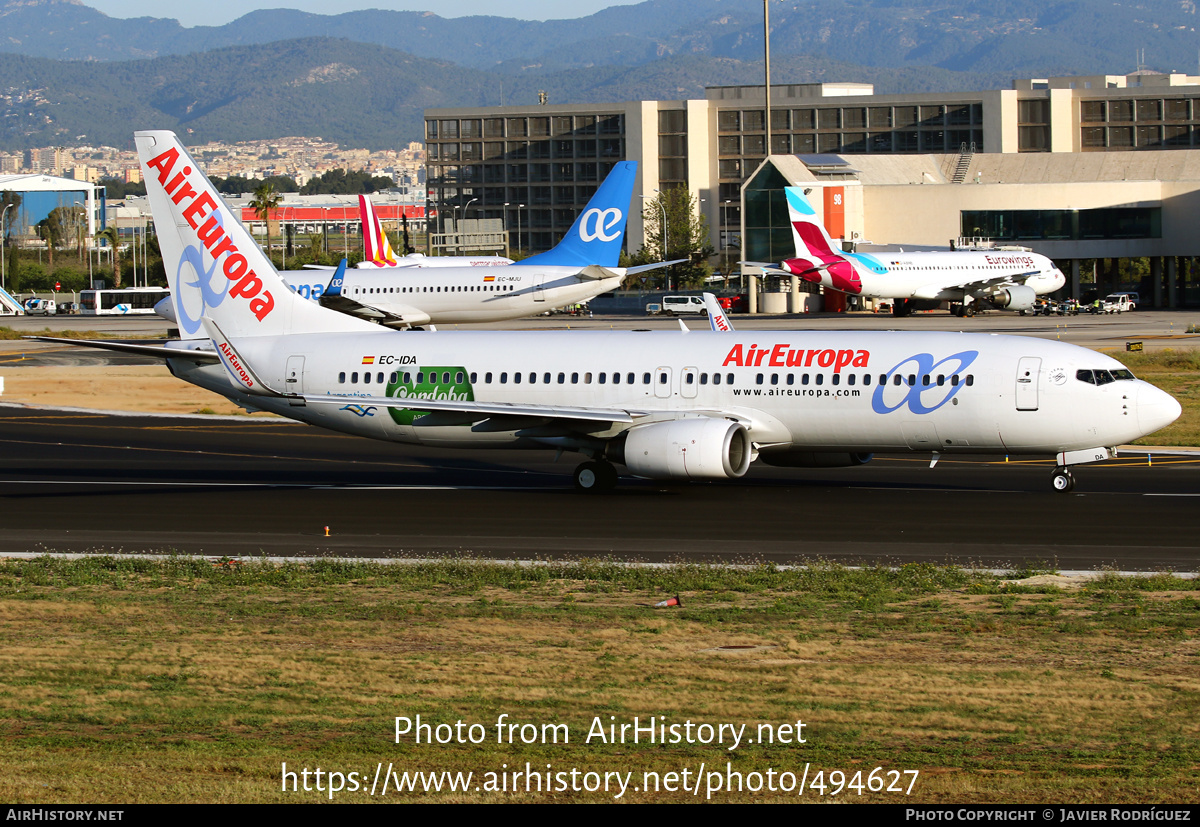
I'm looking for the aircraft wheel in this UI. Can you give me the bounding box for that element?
[574,461,618,493]
[1051,467,1075,493]
[964,305,976,317]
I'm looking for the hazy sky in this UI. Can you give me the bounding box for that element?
[87,1,642,28]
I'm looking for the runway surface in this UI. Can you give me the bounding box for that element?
[1,406,1197,570]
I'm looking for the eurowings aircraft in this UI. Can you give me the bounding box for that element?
[35,131,1181,494]
[315,162,676,327]
[751,188,1066,317]
[356,194,512,269]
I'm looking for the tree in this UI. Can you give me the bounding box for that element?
[638,187,714,290]
[249,183,282,256]
[96,226,121,288]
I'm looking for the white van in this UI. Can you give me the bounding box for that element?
[660,295,707,316]
[23,298,56,316]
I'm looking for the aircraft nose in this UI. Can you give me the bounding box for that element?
[1137,382,1182,437]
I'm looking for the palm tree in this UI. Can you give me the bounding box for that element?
[96,226,121,287]
[249,183,282,258]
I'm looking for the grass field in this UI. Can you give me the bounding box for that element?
[1110,349,1200,446]
[1,557,1197,804]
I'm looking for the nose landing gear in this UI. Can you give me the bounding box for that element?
[1051,467,1076,493]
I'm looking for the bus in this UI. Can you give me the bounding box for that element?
[78,287,170,315]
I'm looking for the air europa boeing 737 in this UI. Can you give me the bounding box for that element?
[33,131,1180,493]
[750,188,1066,317]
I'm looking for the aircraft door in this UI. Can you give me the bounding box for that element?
[285,355,305,406]
[654,366,672,398]
[1015,357,1041,411]
[533,273,546,302]
[681,366,699,399]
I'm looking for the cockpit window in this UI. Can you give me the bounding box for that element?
[1094,370,1115,385]
[1111,369,1135,381]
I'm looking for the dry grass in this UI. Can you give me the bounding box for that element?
[0,558,1196,803]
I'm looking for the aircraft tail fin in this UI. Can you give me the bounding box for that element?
[785,187,842,260]
[135,131,378,340]
[360,194,398,267]
[519,161,636,268]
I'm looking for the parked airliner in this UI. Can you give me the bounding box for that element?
[751,188,1066,317]
[305,163,677,327]
[34,131,1180,494]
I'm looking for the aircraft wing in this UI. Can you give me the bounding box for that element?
[317,292,431,327]
[912,270,1042,300]
[302,392,641,424]
[575,259,687,281]
[24,336,220,362]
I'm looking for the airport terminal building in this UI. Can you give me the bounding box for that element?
[424,71,1200,308]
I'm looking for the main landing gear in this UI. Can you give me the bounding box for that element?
[1051,467,1076,493]
[574,460,619,493]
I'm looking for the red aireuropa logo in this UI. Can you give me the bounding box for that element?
[146,146,275,322]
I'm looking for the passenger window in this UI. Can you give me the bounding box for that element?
[514,372,521,384]
[500,372,508,384]
[442,372,450,384]
[485,372,493,383]
[831,373,839,385]
[951,375,959,386]
[787,373,794,385]
[627,373,635,384]
[922,375,930,386]
[686,373,694,385]
[529,372,536,384]
[389,372,398,384]
[456,371,464,384]
[658,373,667,384]
[416,372,424,384]
[558,372,565,384]
[846,374,855,386]
[352,372,359,383]
[816,374,823,386]
[726,373,734,384]
[802,374,809,385]
[338,372,346,384]
[893,374,903,386]
[544,372,551,384]
[966,375,974,386]
[713,373,722,385]
[937,375,945,386]
[756,373,764,385]
[862,374,871,386]
[701,374,709,385]
[614,372,622,385]
[770,373,778,385]
[908,374,916,386]
[598,373,606,384]
[585,372,593,384]
[642,373,651,384]
[572,373,579,384]
[469,372,476,383]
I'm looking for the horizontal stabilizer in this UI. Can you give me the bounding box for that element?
[25,336,219,362]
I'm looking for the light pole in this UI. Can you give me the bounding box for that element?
[516,203,525,257]
[461,197,477,254]
[503,202,510,259]
[1,203,13,292]
[722,200,732,286]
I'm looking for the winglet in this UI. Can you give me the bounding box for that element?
[703,292,734,332]
[201,317,283,397]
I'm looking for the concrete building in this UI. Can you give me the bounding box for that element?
[425,71,1200,307]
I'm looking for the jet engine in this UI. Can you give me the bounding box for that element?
[758,451,874,468]
[988,284,1036,312]
[609,418,752,480]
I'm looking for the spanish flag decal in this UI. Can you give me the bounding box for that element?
[362,356,376,365]
[483,275,496,282]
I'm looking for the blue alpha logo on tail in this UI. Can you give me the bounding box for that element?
[519,161,636,268]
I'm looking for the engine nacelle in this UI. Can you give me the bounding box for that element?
[989,284,1036,312]
[613,418,752,480]
[758,451,874,468]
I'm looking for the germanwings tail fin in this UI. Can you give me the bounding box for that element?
[135,130,378,340]
[519,161,636,268]
[359,194,398,267]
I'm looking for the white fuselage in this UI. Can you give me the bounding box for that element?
[330,265,622,324]
[795,249,1066,301]
[171,330,1178,458]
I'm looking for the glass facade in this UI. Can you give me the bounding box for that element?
[1079,96,1200,150]
[961,208,1162,241]
[426,113,625,252]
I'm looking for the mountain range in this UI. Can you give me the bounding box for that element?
[0,0,1194,150]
